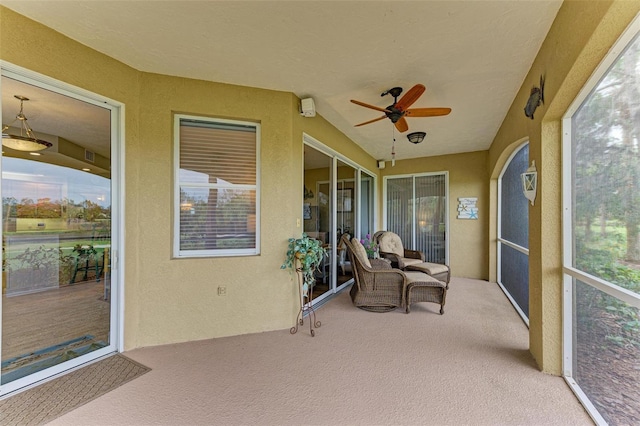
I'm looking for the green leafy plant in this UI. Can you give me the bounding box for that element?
[281,233,327,297]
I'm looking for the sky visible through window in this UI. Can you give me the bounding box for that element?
[1,157,110,207]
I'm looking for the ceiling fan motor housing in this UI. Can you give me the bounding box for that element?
[385,106,404,123]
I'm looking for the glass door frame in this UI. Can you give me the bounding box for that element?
[302,133,377,303]
[382,171,450,265]
[0,61,124,396]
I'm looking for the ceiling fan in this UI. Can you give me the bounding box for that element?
[350,84,451,132]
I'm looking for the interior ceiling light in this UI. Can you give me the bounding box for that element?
[2,95,52,152]
[407,131,426,144]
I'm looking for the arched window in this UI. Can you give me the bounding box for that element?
[498,143,529,324]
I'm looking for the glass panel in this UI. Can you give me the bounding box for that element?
[337,160,356,287]
[177,117,258,256]
[572,32,640,296]
[386,177,413,245]
[179,187,256,251]
[303,145,332,301]
[573,280,640,424]
[2,78,111,384]
[500,144,529,248]
[359,171,374,240]
[500,244,529,317]
[415,175,446,263]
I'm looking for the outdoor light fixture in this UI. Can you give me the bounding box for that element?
[407,131,426,144]
[2,95,52,152]
[521,160,537,206]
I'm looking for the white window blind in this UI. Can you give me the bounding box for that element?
[175,115,260,257]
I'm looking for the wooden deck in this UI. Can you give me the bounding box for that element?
[2,281,110,364]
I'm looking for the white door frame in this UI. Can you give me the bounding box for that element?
[0,61,124,396]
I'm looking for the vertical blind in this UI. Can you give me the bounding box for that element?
[177,118,258,255]
[386,174,446,263]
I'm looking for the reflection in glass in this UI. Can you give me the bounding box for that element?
[303,145,333,301]
[2,158,111,384]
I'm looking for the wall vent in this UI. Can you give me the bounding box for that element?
[84,149,95,163]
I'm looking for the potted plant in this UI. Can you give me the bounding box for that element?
[281,233,327,298]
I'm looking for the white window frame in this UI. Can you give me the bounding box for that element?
[173,114,260,258]
[561,14,640,426]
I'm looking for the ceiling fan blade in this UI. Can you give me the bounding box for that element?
[405,107,452,117]
[394,117,409,133]
[355,115,387,127]
[350,99,391,113]
[394,84,426,111]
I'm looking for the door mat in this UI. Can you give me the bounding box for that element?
[0,354,150,425]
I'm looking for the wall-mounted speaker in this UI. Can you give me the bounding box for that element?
[300,98,316,117]
[377,160,386,169]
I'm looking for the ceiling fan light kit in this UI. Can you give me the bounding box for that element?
[2,95,52,152]
[407,131,426,144]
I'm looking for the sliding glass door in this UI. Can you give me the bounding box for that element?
[385,173,448,264]
[1,69,119,395]
[303,135,376,303]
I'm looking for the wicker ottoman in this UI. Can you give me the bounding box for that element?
[403,271,447,314]
[405,262,451,289]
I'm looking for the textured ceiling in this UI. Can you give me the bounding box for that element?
[1,1,562,161]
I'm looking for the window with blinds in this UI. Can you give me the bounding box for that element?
[174,115,260,257]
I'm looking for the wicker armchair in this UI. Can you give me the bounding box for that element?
[376,231,451,288]
[376,231,425,269]
[341,234,406,312]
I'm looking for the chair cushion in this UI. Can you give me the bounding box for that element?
[404,271,442,285]
[378,232,404,256]
[406,262,449,275]
[351,238,371,268]
[401,258,424,267]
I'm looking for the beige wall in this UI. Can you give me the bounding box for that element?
[0,6,377,350]
[487,0,640,374]
[382,151,489,279]
[4,1,640,377]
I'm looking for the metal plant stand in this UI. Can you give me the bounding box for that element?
[290,267,321,336]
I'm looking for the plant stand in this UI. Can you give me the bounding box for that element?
[290,267,321,336]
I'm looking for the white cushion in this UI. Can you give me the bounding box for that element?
[378,232,404,256]
[403,271,442,285]
[401,258,424,267]
[406,262,450,275]
[351,238,372,268]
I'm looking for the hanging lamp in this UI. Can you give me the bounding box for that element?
[2,95,52,152]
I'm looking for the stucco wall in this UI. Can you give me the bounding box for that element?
[0,6,378,351]
[381,151,489,280]
[487,0,640,374]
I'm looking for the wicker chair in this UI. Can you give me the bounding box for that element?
[342,234,447,314]
[341,234,406,312]
[376,231,451,288]
[376,231,425,269]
